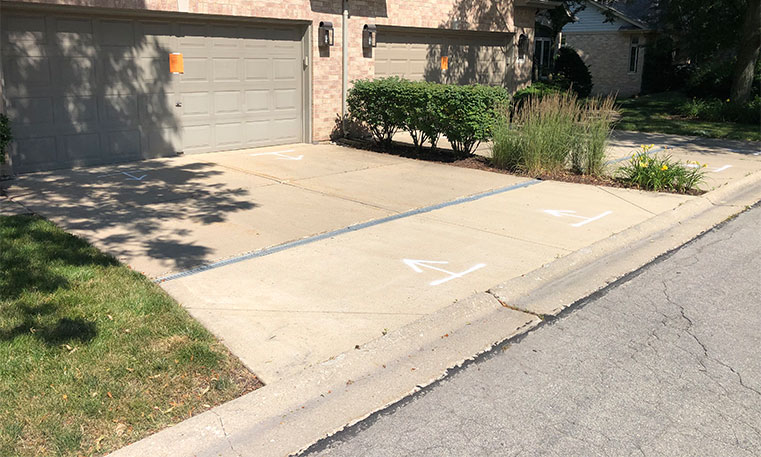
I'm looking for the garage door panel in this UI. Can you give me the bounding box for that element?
[245,120,271,143]
[215,123,244,147]
[245,90,269,112]
[15,137,58,167]
[6,97,55,125]
[244,58,270,80]
[57,56,96,92]
[57,95,98,124]
[183,124,213,150]
[105,130,141,158]
[212,58,240,81]
[102,94,140,122]
[62,133,101,161]
[4,57,51,90]
[273,59,298,81]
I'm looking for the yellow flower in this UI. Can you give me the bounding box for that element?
[726,98,731,103]
[702,163,707,168]
[661,165,668,171]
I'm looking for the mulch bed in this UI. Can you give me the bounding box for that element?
[335,137,705,196]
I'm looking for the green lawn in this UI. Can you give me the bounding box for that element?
[615,92,761,141]
[0,215,261,457]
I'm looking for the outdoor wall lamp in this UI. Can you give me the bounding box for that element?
[363,24,377,48]
[319,21,334,47]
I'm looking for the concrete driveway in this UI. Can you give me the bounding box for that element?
[6,139,759,383]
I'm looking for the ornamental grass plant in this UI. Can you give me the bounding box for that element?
[491,91,616,176]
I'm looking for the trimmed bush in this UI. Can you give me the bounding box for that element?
[346,77,406,147]
[554,47,593,98]
[347,78,508,156]
[436,84,509,155]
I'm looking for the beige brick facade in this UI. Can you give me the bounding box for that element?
[3,0,537,143]
[564,31,647,98]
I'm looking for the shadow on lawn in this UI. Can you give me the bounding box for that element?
[0,215,106,345]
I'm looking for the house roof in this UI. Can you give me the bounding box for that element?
[587,0,655,30]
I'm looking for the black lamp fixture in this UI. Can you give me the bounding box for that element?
[363,24,377,48]
[319,21,335,47]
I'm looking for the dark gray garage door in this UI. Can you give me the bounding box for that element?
[1,9,305,172]
[375,28,511,86]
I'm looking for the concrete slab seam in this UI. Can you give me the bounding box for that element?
[154,179,541,283]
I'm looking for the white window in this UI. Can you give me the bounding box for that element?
[629,37,640,73]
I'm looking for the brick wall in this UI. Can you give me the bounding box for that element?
[563,31,647,98]
[6,0,537,142]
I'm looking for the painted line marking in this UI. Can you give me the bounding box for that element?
[249,150,303,161]
[543,209,613,227]
[403,259,486,286]
[154,179,541,283]
[98,171,148,181]
[122,171,147,181]
[712,165,732,173]
[605,146,663,165]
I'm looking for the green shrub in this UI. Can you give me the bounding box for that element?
[436,84,509,155]
[399,81,444,150]
[511,82,564,113]
[491,91,615,176]
[554,47,593,98]
[346,77,405,147]
[0,114,11,164]
[617,145,706,192]
[678,96,761,125]
[347,78,508,155]
[684,61,734,99]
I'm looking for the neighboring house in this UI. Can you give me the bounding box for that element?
[0,0,556,173]
[561,0,653,97]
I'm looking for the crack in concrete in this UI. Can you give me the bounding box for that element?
[210,410,241,457]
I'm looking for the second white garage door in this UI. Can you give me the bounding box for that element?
[177,23,306,155]
[374,27,512,86]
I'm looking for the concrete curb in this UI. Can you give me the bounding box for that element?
[109,169,761,457]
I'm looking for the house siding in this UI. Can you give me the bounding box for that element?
[562,3,627,33]
[2,0,537,148]
[563,31,646,98]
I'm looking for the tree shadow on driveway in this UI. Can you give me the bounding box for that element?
[6,159,261,275]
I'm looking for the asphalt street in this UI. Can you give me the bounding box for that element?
[303,204,761,457]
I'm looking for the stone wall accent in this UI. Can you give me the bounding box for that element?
[6,0,537,142]
[564,31,647,98]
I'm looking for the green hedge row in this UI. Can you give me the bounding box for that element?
[347,77,509,156]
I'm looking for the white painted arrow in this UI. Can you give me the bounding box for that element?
[543,209,612,227]
[122,171,147,181]
[403,259,486,286]
[249,150,303,161]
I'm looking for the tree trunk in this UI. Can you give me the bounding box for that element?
[730,0,761,104]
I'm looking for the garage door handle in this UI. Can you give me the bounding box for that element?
[175,102,183,107]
